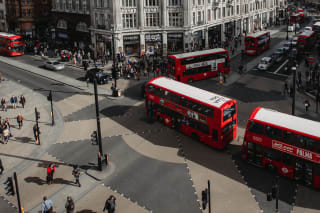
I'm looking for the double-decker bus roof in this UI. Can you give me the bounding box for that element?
[252,107,320,138]
[245,31,270,38]
[170,48,226,59]
[149,77,231,108]
[0,32,21,38]
[299,30,314,37]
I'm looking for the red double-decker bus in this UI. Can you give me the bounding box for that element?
[145,77,237,149]
[0,33,24,56]
[244,31,270,55]
[290,14,299,25]
[167,48,230,83]
[297,30,316,53]
[242,107,320,189]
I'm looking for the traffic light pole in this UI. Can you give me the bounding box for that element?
[275,176,279,213]
[13,172,22,213]
[292,66,297,115]
[35,107,40,145]
[112,33,117,89]
[49,91,54,126]
[208,180,211,213]
[93,77,103,171]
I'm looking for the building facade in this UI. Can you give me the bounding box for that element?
[90,0,287,57]
[6,0,51,38]
[51,0,91,49]
[0,0,7,32]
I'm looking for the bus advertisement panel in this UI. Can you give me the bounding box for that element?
[167,48,230,83]
[0,32,24,56]
[145,77,237,149]
[244,31,270,55]
[242,107,320,189]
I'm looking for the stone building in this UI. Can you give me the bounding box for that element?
[0,0,7,32]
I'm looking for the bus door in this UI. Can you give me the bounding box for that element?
[247,141,263,166]
[294,158,313,186]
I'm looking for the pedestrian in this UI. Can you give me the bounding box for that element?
[72,165,81,187]
[20,95,26,108]
[0,158,4,175]
[2,127,9,144]
[304,100,310,112]
[41,196,53,213]
[1,97,6,111]
[33,124,40,144]
[103,195,116,213]
[10,96,17,109]
[65,196,75,213]
[16,113,23,129]
[231,47,235,55]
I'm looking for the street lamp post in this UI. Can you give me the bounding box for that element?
[93,77,103,171]
[292,66,297,115]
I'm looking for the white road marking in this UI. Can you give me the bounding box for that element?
[274,59,289,74]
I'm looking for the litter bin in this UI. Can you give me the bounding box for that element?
[112,88,121,97]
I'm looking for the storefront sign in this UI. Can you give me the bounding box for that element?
[123,35,140,42]
[145,34,162,42]
[272,140,320,163]
[58,33,68,39]
[168,33,183,39]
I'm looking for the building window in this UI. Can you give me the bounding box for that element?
[193,12,196,25]
[122,13,137,28]
[57,19,68,29]
[145,13,159,26]
[169,12,183,27]
[146,0,159,6]
[122,0,136,7]
[168,0,181,6]
[207,9,211,21]
[76,22,88,32]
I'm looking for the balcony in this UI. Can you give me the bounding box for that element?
[97,24,106,30]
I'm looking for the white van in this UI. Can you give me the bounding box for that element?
[258,57,273,70]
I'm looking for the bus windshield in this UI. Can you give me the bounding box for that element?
[245,38,255,43]
[10,38,23,42]
[10,46,24,53]
[223,105,236,121]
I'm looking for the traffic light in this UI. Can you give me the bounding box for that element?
[91,131,98,144]
[47,91,52,101]
[201,189,208,210]
[4,177,15,196]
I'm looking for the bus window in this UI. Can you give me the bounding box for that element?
[317,141,320,154]
[223,104,235,121]
[147,85,155,94]
[181,97,189,108]
[282,153,294,166]
[155,87,164,98]
[265,125,282,141]
[283,131,295,145]
[248,121,264,135]
[315,163,320,176]
[181,57,196,65]
[202,106,213,118]
[245,37,255,43]
[222,120,236,134]
[296,134,315,151]
[264,147,281,161]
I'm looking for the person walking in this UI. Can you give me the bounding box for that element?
[1,97,6,111]
[0,158,4,175]
[2,127,9,144]
[46,163,55,184]
[41,196,53,213]
[20,95,26,108]
[16,113,23,129]
[283,81,289,95]
[65,196,75,213]
[304,100,311,112]
[103,195,116,213]
[10,96,17,109]
[33,124,40,144]
[72,165,81,187]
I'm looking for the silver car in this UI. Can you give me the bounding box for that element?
[43,61,65,71]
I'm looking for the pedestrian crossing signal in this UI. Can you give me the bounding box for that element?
[4,177,15,196]
[91,131,98,144]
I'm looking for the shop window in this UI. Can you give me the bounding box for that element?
[282,153,294,166]
[283,130,295,145]
[248,121,264,135]
[264,147,281,161]
[265,125,282,141]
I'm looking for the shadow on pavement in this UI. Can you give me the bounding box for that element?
[11,136,33,144]
[76,210,97,213]
[100,105,132,117]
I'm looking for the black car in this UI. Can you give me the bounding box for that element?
[85,68,109,84]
